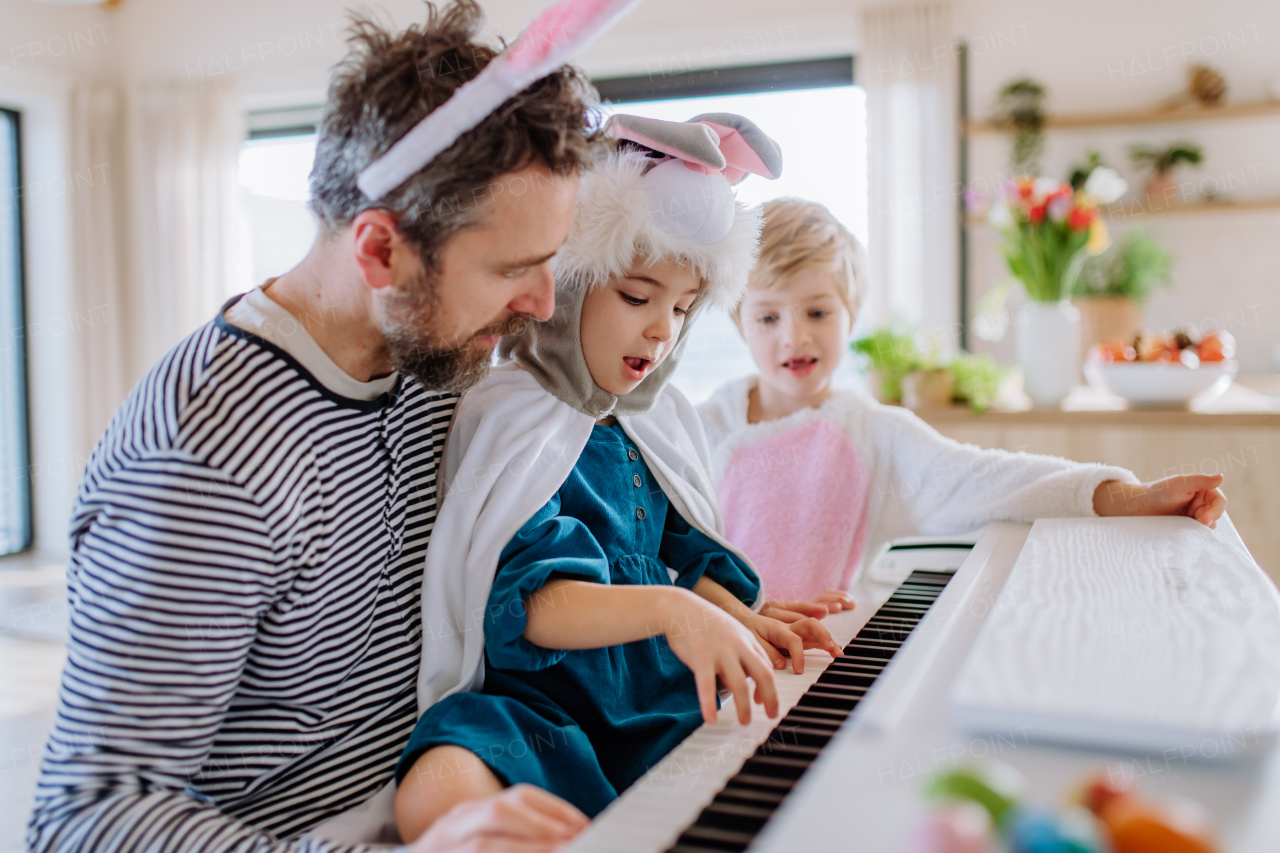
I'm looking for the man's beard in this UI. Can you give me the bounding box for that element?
[378,271,531,393]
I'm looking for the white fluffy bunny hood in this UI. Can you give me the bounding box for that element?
[552,146,764,309]
[501,112,782,418]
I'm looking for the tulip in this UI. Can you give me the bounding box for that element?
[1048,193,1074,222]
[1083,166,1128,205]
[1086,217,1111,254]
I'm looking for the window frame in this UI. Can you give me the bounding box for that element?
[1,106,32,556]
[592,56,854,104]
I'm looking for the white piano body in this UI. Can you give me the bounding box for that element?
[564,516,1280,853]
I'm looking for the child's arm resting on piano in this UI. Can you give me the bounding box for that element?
[524,579,780,725]
[1093,473,1226,528]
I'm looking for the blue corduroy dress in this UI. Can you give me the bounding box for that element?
[396,422,758,816]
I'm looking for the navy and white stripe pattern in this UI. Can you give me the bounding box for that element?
[28,315,458,852]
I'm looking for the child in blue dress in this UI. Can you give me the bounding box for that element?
[395,114,840,840]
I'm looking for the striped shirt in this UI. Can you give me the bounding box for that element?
[27,305,458,852]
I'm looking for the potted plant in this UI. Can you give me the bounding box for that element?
[945,352,1006,413]
[851,326,926,404]
[1072,230,1172,354]
[984,169,1126,406]
[1129,141,1202,207]
[992,78,1048,175]
[852,327,1007,413]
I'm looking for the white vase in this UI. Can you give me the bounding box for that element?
[1016,300,1081,407]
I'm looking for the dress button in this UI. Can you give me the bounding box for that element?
[627,449,638,461]
[633,474,642,487]
[636,507,646,521]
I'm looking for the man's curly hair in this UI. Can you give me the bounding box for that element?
[309,0,605,271]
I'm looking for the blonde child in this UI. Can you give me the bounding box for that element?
[698,199,1226,610]
[394,119,840,841]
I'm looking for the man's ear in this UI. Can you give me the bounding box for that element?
[351,209,406,291]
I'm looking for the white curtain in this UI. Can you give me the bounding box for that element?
[68,84,130,448]
[126,78,244,379]
[861,3,959,350]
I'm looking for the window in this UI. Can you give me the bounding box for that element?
[0,108,31,555]
[238,131,318,291]
[595,58,867,404]
[236,58,869,405]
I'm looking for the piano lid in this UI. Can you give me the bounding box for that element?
[949,516,1280,758]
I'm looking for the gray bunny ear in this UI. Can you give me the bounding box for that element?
[606,114,727,170]
[688,112,783,185]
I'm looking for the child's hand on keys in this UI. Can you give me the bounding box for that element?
[659,590,779,725]
[760,589,857,621]
[741,612,841,675]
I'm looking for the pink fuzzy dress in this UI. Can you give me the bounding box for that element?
[698,377,1139,602]
[718,418,870,601]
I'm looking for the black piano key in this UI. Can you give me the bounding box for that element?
[714,785,789,806]
[665,568,956,853]
[795,693,859,712]
[739,753,811,778]
[824,657,888,673]
[755,742,825,761]
[767,725,832,747]
[815,673,878,690]
[777,711,848,731]
[801,682,869,698]
[701,800,777,822]
[676,824,757,847]
[728,772,798,791]
[841,642,900,659]
[860,624,919,635]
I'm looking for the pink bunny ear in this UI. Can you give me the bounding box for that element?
[357,0,640,200]
[695,122,776,184]
[687,113,782,185]
[505,0,639,79]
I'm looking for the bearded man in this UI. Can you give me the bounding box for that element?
[28,3,607,851]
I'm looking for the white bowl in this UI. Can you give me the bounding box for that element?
[1084,360,1238,406]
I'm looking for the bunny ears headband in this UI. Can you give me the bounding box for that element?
[357,0,640,200]
[552,112,783,309]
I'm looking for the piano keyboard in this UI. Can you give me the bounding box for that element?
[667,570,955,852]
[563,564,960,853]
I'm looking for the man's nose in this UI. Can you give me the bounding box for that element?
[510,264,556,322]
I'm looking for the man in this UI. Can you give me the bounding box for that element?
[28,3,605,850]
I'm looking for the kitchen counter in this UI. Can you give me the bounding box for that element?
[915,375,1280,583]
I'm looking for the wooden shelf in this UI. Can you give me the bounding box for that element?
[915,380,1280,428]
[1104,196,1280,219]
[965,99,1280,135]
[965,196,1280,226]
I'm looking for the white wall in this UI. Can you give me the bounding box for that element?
[959,0,1280,372]
[2,3,114,558]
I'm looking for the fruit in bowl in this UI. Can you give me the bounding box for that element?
[1086,329,1237,406]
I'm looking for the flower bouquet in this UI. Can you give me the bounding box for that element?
[978,167,1128,406]
[988,169,1125,301]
